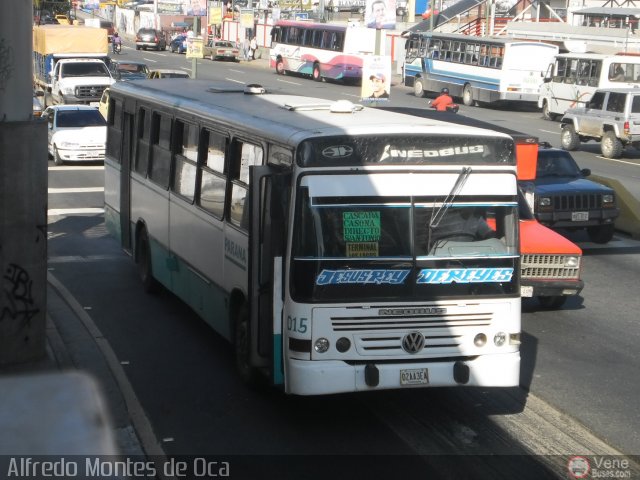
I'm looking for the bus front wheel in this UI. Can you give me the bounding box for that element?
[276,58,285,75]
[542,101,558,121]
[234,304,263,387]
[136,230,159,294]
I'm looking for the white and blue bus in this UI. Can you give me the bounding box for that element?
[104,79,522,395]
[403,32,559,106]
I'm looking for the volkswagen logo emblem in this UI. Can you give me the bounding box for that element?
[402,332,425,354]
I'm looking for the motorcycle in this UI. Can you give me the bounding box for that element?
[112,42,121,54]
[427,100,459,113]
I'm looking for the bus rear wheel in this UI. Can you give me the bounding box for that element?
[276,58,285,75]
[413,79,425,97]
[312,63,322,82]
[462,84,475,106]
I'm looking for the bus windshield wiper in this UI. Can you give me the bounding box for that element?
[428,167,472,230]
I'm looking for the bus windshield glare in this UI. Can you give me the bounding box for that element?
[297,135,514,167]
[291,190,518,302]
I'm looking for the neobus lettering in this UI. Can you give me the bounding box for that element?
[316,269,410,285]
[416,268,514,284]
[380,144,485,161]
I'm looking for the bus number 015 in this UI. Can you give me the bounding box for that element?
[287,316,308,333]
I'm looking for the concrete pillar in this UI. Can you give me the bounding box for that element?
[0,1,48,365]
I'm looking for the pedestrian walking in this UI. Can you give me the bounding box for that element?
[243,37,251,61]
[250,37,257,60]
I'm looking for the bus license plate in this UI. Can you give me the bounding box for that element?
[521,285,534,297]
[400,368,429,386]
[572,211,588,221]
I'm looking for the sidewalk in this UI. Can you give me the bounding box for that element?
[0,273,147,457]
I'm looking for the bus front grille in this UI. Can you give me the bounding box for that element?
[331,314,492,332]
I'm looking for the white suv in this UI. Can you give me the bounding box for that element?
[560,87,640,158]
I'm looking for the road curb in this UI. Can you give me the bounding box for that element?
[47,272,168,465]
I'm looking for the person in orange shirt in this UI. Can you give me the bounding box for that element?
[429,88,455,111]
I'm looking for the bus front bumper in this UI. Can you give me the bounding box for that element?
[285,352,520,395]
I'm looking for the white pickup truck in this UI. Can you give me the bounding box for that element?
[33,25,115,106]
[48,58,115,105]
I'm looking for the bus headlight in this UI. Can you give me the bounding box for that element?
[474,333,487,347]
[314,338,330,353]
[494,332,507,346]
[336,337,351,353]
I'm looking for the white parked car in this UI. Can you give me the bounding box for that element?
[43,105,107,165]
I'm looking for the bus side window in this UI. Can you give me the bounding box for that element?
[172,120,198,202]
[198,129,227,219]
[229,141,264,230]
[148,112,172,189]
[135,107,150,176]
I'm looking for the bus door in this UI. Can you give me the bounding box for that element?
[249,166,290,383]
[120,111,134,251]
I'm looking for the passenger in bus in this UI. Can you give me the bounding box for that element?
[429,88,455,111]
[610,64,625,81]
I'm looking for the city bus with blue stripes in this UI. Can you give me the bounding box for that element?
[403,32,558,107]
[103,79,522,395]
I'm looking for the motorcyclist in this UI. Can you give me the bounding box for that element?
[112,32,122,54]
[429,87,455,112]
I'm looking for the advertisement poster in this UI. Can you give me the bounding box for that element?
[361,55,391,103]
[364,0,396,29]
[186,37,204,58]
[209,5,223,24]
[240,8,255,29]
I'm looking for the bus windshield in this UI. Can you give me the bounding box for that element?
[297,135,514,167]
[291,189,518,302]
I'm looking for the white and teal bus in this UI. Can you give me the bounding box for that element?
[104,79,522,395]
[538,52,640,120]
[403,32,559,107]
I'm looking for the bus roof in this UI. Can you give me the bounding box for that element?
[553,52,640,60]
[109,79,512,147]
[407,31,557,48]
[273,20,346,31]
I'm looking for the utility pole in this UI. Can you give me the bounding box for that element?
[0,1,48,365]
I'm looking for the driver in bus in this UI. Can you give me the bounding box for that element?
[430,207,495,245]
